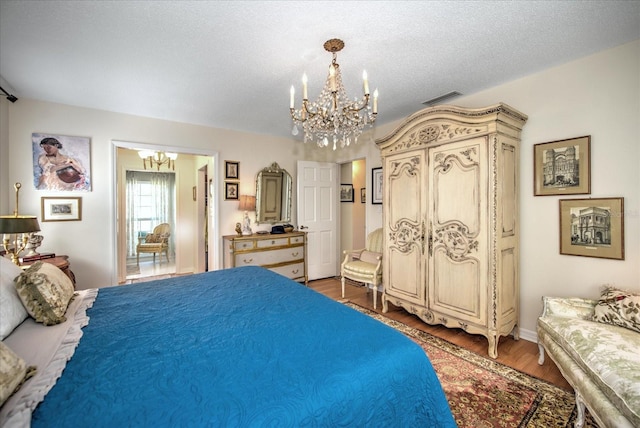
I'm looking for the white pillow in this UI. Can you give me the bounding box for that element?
[0,257,28,340]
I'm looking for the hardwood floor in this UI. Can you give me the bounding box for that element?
[309,277,572,391]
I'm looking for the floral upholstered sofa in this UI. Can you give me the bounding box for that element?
[537,287,640,428]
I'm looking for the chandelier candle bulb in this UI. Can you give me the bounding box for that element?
[302,73,308,100]
[363,70,369,95]
[290,86,295,109]
[373,89,379,114]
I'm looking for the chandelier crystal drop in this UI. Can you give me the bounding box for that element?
[290,39,378,150]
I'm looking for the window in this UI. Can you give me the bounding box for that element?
[126,171,176,258]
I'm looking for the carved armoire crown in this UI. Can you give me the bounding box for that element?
[376,103,527,358]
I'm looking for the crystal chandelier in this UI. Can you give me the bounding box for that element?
[138,150,178,171]
[290,39,378,150]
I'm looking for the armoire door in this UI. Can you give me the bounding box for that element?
[427,137,489,326]
[383,150,427,305]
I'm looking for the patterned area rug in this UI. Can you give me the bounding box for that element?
[345,303,598,428]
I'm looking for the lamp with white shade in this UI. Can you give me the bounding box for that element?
[238,195,256,236]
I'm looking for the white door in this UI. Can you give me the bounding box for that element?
[297,161,338,280]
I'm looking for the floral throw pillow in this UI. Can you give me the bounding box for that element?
[592,286,640,333]
[14,262,75,326]
[0,342,36,406]
[144,234,160,243]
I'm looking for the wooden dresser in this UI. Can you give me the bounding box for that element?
[223,231,307,284]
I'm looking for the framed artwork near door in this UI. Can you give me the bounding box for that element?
[371,167,382,204]
[225,181,239,200]
[225,161,239,180]
[559,197,624,260]
[41,196,82,221]
[340,184,354,202]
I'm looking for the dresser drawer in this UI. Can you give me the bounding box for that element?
[223,233,306,284]
[290,235,305,245]
[233,240,255,251]
[256,237,289,248]
[270,262,305,281]
[234,247,304,267]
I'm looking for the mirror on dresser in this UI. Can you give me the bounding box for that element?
[255,162,292,224]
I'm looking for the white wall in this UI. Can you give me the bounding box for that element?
[1,100,301,289]
[373,40,640,338]
[1,40,637,338]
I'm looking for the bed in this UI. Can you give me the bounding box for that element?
[1,265,455,427]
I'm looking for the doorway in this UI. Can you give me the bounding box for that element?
[340,159,366,256]
[112,141,219,284]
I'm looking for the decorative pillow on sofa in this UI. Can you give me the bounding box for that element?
[592,285,640,333]
[14,262,75,326]
[0,341,36,406]
[0,256,29,340]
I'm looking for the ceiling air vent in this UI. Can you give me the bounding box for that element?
[422,91,462,106]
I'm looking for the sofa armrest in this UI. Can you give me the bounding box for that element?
[540,296,597,319]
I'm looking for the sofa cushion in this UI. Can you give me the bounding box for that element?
[538,316,640,426]
[592,286,640,333]
[342,260,382,280]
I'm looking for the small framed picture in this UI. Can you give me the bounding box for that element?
[225,161,239,180]
[534,136,591,196]
[224,181,239,200]
[340,184,354,202]
[360,188,366,204]
[559,197,624,260]
[41,197,82,222]
[372,167,383,204]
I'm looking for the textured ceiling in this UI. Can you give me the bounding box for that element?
[1,1,639,141]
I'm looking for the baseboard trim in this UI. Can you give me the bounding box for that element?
[518,327,537,344]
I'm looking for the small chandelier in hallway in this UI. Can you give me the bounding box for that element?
[138,150,178,171]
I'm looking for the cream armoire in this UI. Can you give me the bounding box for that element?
[376,103,527,358]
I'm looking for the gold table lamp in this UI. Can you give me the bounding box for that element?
[0,183,41,265]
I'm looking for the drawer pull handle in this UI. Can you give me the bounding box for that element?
[291,252,299,257]
[271,240,276,245]
[292,269,299,274]
[242,258,253,264]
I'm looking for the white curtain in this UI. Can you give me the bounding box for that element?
[125,171,176,258]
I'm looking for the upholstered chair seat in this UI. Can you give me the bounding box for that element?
[341,228,383,309]
[136,223,170,265]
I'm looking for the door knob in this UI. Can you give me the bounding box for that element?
[299,225,308,230]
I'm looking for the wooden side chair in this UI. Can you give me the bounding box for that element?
[340,228,384,309]
[136,223,170,265]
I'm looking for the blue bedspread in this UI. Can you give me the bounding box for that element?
[32,266,454,427]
